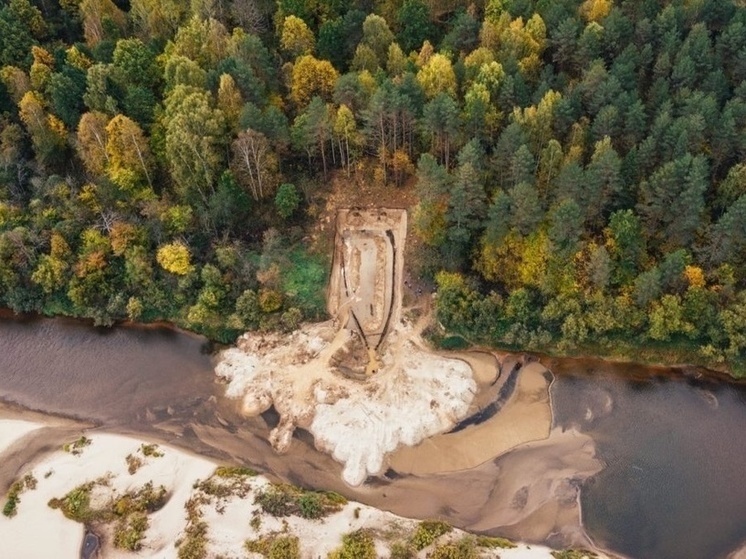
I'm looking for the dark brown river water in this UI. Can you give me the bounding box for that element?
[1,315,745,559]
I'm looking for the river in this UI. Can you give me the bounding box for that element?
[1,314,745,559]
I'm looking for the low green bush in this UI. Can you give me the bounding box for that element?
[298,492,323,519]
[140,443,164,457]
[254,484,345,519]
[2,474,37,517]
[429,537,479,559]
[254,485,297,517]
[551,551,598,559]
[114,512,148,551]
[62,436,91,455]
[389,540,416,559]
[327,529,376,559]
[476,535,517,549]
[245,534,301,559]
[214,466,258,478]
[410,520,452,550]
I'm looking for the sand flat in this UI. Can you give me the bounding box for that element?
[388,362,552,475]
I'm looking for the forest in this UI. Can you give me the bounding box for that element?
[0,0,745,375]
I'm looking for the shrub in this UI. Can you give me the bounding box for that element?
[126,454,143,474]
[328,529,376,559]
[476,535,517,549]
[390,540,416,559]
[178,520,208,559]
[177,496,208,559]
[254,484,344,519]
[214,466,257,478]
[410,520,452,550]
[551,551,598,559]
[254,485,296,517]
[298,492,323,519]
[3,474,37,517]
[3,494,19,518]
[63,436,91,455]
[48,483,98,522]
[140,443,163,457]
[114,511,148,550]
[429,537,479,559]
[246,534,301,559]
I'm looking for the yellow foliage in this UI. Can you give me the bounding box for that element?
[580,0,613,22]
[684,265,706,289]
[66,46,93,70]
[464,47,495,71]
[156,242,193,275]
[477,231,523,288]
[290,55,339,108]
[110,222,139,256]
[416,53,456,99]
[217,74,243,131]
[31,46,54,67]
[29,62,52,91]
[77,183,101,212]
[357,70,377,96]
[280,15,315,58]
[47,114,66,137]
[105,114,153,188]
[416,40,434,67]
[75,250,107,277]
[435,270,467,292]
[413,200,448,247]
[0,66,31,103]
[517,230,550,288]
[258,289,282,313]
[50,231,71,259]
[80,228,109,253]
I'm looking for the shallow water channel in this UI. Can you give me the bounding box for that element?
[0,315,745,559]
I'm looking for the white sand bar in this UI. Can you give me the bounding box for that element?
[0,419,607,559]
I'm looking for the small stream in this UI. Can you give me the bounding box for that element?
[1,315,745,558]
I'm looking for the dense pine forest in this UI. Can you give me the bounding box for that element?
[0,0,745,374]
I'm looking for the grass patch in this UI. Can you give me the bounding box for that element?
[410,520,453,550]
[254,484,346,519]
[3,473,37,517]
[140,443,164,457]
[114,512,148,551]
[48,482,100,522]
[328,529,376,559]
[176,495,209,559]
[389,540,416,559]
[551,551,598,559]
[281,248,328,320]
[476,535,517,549]
[245,533,301,559]
[49,480,167,551]
[214,465,258,478]
[63,435,91,455]
[429,536,479,559]
[126,454,144,475]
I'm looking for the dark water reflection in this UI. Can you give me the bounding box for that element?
[0,314,217,426]
[547,358,746,559]
[1,316,746,558]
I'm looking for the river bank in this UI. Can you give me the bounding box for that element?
[0,407,601,559]
[1,314,745,558]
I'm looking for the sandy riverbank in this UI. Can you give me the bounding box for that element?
[0,411,602,559]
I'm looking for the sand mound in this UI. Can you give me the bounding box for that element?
[216,321,476,486]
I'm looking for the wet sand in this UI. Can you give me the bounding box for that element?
[388,361,552,475]
[0,315,604,553]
